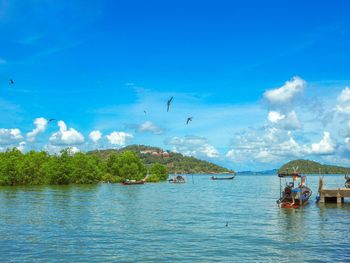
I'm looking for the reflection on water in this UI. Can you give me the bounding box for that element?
[0,175,349,262]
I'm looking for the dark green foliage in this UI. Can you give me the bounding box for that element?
[147,163,168,182]
[0,149,146,186]
[278,159,350,174]
[111,151,146,180]
[89,144,233,174]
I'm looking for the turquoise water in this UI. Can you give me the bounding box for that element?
[0,175,349,262]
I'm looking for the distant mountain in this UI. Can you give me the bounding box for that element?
[89,145,234,174]
[237,169,277,175]
[278,159,350,174]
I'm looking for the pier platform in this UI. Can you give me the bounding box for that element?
[318,178,350,203]
[319,188,350,203]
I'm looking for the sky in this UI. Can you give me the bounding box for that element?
[1,0,350,171]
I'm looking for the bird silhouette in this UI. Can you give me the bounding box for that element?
[144,110,147,114]
[9,79,14,85]
[186,117,193,125]
[167,96,173,112]
[48,118,56,123]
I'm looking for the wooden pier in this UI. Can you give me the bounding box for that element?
[318,178,350,204]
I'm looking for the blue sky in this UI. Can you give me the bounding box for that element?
[1,0,350,170]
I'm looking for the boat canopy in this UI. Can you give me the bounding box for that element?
[278,173,301,178]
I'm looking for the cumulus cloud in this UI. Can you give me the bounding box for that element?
[165,135,219,158]
[137,121,163,135]
[268,111,285,123]
[311,131,336,155]
[0,128,23,145]
[106,131,133,146]
[335,87,350,114]
[89,130,102,143]
[226,128,310,164]
[26,117,48,142]
[49,121,84,145]
[17,141,26,152]
[267,110,301,130]
[264,76,306,106]
[68,146,80,154]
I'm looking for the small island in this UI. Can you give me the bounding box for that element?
[278,159,350,174]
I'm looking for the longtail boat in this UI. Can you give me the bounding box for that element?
[276,172,312,208]
[211,176,235,180]
[122,179,145,185]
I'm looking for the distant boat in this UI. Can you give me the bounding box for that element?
[168,174,186,183]
[122,179,145,185]
[211,176,235,180]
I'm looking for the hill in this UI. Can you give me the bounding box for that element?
[89,145,234,174]
[278,159,350,174]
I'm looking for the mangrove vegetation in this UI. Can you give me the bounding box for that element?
[0,148,168,186]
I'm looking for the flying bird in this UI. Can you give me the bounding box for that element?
[144,110,147,114]
[9,79,14,85]
[48,118,56,123]
[167,96,173,112]
[186,117,193,125]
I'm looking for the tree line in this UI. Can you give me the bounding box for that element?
[0,149,168,186]
[278,159,350,174]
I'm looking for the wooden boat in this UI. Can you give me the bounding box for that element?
[211,176,235,180]
[122,179,145,185]
[276,172,312,208]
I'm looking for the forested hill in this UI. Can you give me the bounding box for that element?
[89,145,234,174]
[278,159,350,174]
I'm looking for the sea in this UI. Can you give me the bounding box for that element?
[0,174,349,262]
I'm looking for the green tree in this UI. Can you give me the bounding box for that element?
[147,163,168,182]
[111,151,146,180]
[17,151,49,185]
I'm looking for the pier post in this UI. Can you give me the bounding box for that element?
[320,194,325,203]
[337,192,342,204]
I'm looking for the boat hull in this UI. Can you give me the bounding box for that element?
[211,176,235,180]
[122,181,145,185]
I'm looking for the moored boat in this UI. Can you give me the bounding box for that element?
[211,176,235,180]
[168,174,186,183]
[122,179,145,185]
[276,172,312,208]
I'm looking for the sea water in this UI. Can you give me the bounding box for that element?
[0,175,349,262]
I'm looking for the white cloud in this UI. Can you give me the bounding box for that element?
[17,141,26,152]
[137,121,163,135]
[49,121,84,145]
[267,110,301,130]
[0,128,23,145]
[268,111,285,123]
[89,130,102,143]
[281,111,301,130]
[26,117,48,142]
[264,76,306,106]
[106,131,133,146]
[335,87,350,114]
[311,131,336,155]
[68,146,80,154]
[166,135,219,158]
[226,128,309,164]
